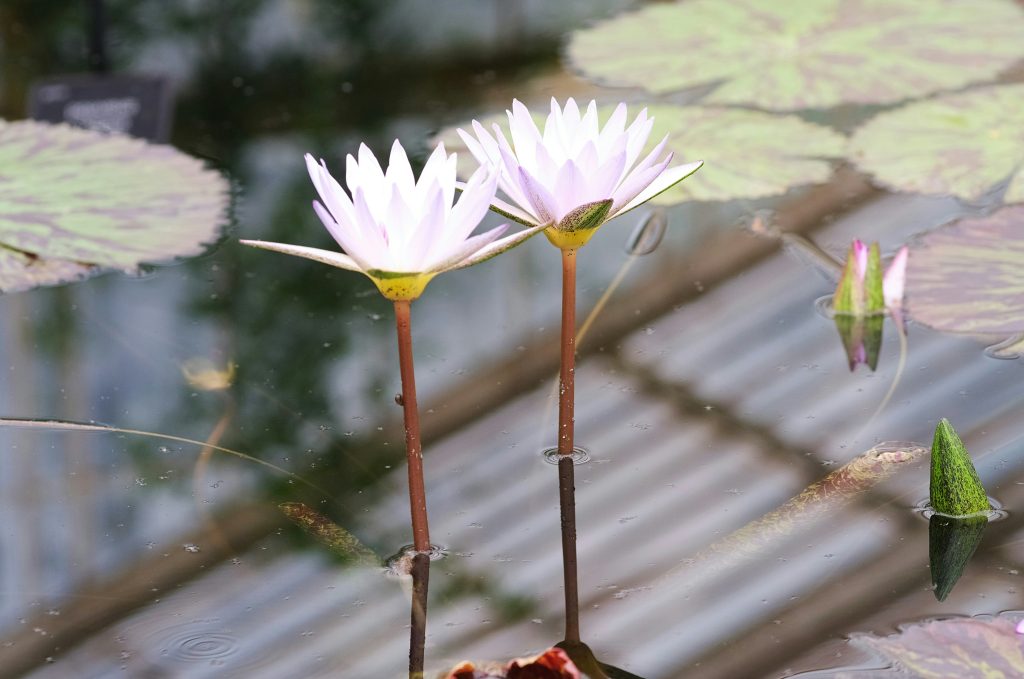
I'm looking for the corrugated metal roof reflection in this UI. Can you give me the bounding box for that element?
[22,190,1024,678]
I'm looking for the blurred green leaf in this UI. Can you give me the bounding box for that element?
[0,119,229,292]
[566,0,1024,111]
[849,84,1024,203]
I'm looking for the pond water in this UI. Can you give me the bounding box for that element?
[2,2,1024,678]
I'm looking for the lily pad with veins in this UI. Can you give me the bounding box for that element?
[849,85,1024,203]
[906,205,1024,336]
[438,105,845,203]
[852,614,1024,678]
[567,0,1024,111]
[0,119,229,293]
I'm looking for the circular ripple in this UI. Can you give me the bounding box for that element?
[541,446,591,465]
[383,543,448,577]
[170,632,237,662]
[912,496,1008,522]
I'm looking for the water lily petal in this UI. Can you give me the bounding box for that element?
[614,159,704,217]
[449,167,500,242]
[312,200,375,269]
[241,239,363,272]
[609,155,672,216]
[884,245,909,310]
[446,223,547,272]
[427,224,508,273]
[517,165,559,224]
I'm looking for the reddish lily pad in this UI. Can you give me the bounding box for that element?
[906,205,1024,335]
[567,0,1024,111]
[438,105,843,203]
[0,119,229,292]
[852,614,1024,678]
[849,85,1024,203]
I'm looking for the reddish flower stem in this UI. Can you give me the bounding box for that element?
[558,248,581,644]
[394,300,431,553]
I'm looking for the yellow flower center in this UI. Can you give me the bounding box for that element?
[367,271,436,301]
[543,225,599,250]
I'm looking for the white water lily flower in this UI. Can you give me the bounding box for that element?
[242,140,544,301]
[457,98,703,249]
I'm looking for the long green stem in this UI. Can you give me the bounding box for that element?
[394,300,431,553]
[558,248,581,643]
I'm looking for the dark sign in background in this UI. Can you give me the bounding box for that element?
[26,0,174,142]
[28,74,174,142]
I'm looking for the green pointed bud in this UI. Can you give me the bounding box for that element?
[833,243,863,315]
[864,242,885,313]
[929,419,990,517]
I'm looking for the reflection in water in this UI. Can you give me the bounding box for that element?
[410,552,430,679]
[928,513,986,602]
[985,333,1024,360]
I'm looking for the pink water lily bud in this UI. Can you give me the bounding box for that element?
[457,98,702,249]
[242,141,545,300]
[884,245,908,311]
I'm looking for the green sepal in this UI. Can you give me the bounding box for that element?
[864,242,885,313]
[544,198,614,249]
[833,244,863,315]
[929,418,990,517]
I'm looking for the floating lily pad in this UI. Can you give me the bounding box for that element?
[850,85,1024,202]
[0,119,229,292]
[567,0,1024,111]
[906,205,1024,335]
[438,105,844,202]
[853,614,1024,677]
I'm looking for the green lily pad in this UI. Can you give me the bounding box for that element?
[438,105,844,202]
[906,205,1024,335]
[850,85,1024,202]
[567,0,1024,111]
[0,119,229,292]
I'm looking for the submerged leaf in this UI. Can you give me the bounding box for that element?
[905,205,1024,336]
[850,85,1024,202]
[279,503,378,565]
[438,106,843,203]
[853,614,1024,678]
[0,119,229,292]
[567,0,1024,110]
[930,419,990,517]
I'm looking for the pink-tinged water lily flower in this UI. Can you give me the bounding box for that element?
[832,240,909,371]
[457,98,703,249]
[883,245,908,313]
[242,141,544,301]
[834,239,909,316]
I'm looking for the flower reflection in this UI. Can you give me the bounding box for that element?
[832,239,909,371]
